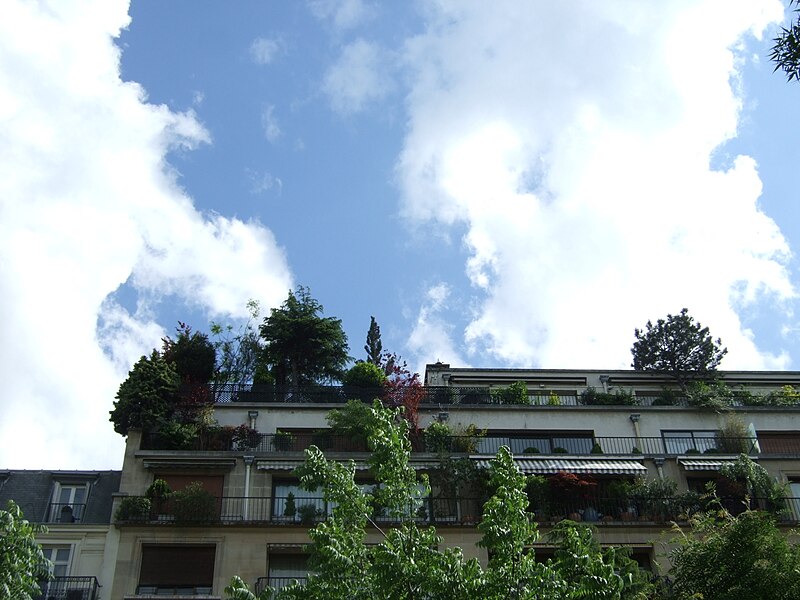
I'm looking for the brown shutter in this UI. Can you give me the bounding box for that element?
[139,544,215,586]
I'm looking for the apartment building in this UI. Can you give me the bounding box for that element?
[103,365,800,598]
[0,469,121,600]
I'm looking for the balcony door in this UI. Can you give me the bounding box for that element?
[49,483,87,522]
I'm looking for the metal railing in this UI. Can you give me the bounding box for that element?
[35,576,100,600]
[116,494,800,527]
[256,576,308,594]
[46,503,86,523]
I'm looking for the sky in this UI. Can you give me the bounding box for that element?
[2,0,800,469]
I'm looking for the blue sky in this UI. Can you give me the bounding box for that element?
[2,0,800,469]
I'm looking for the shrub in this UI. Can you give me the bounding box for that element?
[425,421,452,453]
[146,479,172,501]
[590,443,604,454]
[273,430,295,451]
[686,380,734,411]
[115,497,151,522]
[172,482,217,523]
[283,492,296,518]
[297,503,322,525]
[232,424,260,450]
[552,447,568,454]
[450,424,485,453]
[490,382,529,405]
[580,387,637,406]
[716,416,752,454]
[343,361,387,389]
[327,399,378,447]
[547,391,561,406]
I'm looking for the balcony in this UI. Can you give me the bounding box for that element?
[35,576,100,600]
[46,503,86,523]
[116,494,800,528]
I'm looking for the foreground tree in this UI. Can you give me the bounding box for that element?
[0,501,50,600]
[670,508,800,600]
[259,287,350,386]
[210,300,264,385]
[632,308,727,390]
[770,0,800,82]
[226,404,651,600]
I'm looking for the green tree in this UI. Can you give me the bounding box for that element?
[227,403,650,600]
[109,350,180,435]
[770,0,800,82]
[670,508,800,600]
[632,308,727,390]
[210,299,264,385]
[364,316,383,365]
[259,287,350,386]
[0,501,50,600]
[162,322,216,385]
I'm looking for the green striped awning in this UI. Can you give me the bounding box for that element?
[472,458,647,475]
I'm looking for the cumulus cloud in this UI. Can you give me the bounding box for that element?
[323,38,393,114]
[0,0,293,469]
[250,36,282,65]
[398,1,792,370]
[308,0,374,32]
[407,283,469,372]
[261,104,281,142]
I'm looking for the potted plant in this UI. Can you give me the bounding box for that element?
[146,479,172,519]
[115,497,151,522]
[283,492,297,520]
[172,482,217,523]
[232,424,260,450]
[273,430,295,451]
[297,503,322,526]
[425,421,452,453]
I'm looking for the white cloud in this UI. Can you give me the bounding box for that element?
[0,0,293,469]
[246,169,283,195]
[323,38,392,115]
[250,37,281,65]
[398,1,792,371]
[407,283,469,373]
[261,104,281,142]
[308,0,374,32]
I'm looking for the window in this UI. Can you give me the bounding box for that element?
[42,545,71,577]
[48,483,87,522]
[662,431,717,455]
[267,553,309,590]
[137,544,215,596]
[757,432,800,454]
[272,482,326,523]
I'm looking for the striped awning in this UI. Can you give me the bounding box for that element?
[256,459,438,472]
[678,457,750,471]
[472,458,647,475]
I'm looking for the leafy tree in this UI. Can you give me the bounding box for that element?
[259,287,350,386]
[670,508,800,600]
[162,322,216,385]
[381,352,425,433]
[0,501,50,600]
[632,308,727,390]
[227,403,651,600]
[364,316,383,365]
[342,361,387,389]
[770,0,800,82]
[326,399,380,447]
[210,299,264,385]
[109,350,180,435]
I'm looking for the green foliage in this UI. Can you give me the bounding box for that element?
[283,492,296,518]
[424,421,452,453]
[490,381,529,405]
[632,308,727,389]
[364,316,382,365]
[171,482,217,523]
[450,423,485,453]
[110,350,180,436]
[259,286,350,386]
[547,391,561,406]
[326,399,379,447]
[157,419,198,450]
[162,322,216,384]
[0,501,50,600]
[231,424,260,450]
[719,454,788,513]
[580,387,637,406]
[272,430,295,451]
[115,496,151,522]
[342,361,387,402]
[770,0,800,82]
[760,385,800,406]
[716,416,753,454]
[210,299,263,385]
[686,380,734,411]
[146,478,172,500]
[670,509,800,599]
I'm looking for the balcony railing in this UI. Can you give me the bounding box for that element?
[46,503,86,523]
[117,495,800,528]
[255,576,308,594]
[35,576,100,600]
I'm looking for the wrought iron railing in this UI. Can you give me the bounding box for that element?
[35,576,100,600]
[46,503,86,523]
[116,495,800,528]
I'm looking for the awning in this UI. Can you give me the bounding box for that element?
[472,458,647,475]
[256,459,438,472]
[678,457,751,472]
